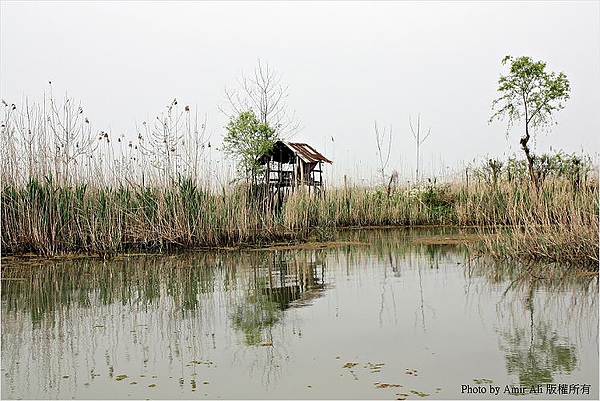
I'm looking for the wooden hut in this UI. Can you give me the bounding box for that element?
[259,140,332,198]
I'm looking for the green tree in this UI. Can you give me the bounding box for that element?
[223,110,277,185]
[489,55,570,186]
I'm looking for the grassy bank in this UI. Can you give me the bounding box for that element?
[459,179,598,270]
[2,175,598,269]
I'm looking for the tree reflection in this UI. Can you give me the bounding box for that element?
[230,250,326,346]
[470,260,597,387]
[231,282,282,346]
[500,321,578,386]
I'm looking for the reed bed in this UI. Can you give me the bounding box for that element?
[1,92,598,269]
[2,176,597,268]
[458,177,598,270]
[1,179,291,256]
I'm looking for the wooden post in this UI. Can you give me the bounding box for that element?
[319,161,323,196]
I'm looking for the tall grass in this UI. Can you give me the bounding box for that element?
[1,91,598,269]
[3,177,596,267]
[466,181,597,269]
[455,160,599,270]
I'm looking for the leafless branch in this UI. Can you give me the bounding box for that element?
[374,120,393,185]
[219,59,300,138]
[409,113,432,184]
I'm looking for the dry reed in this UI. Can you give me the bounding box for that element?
[1,92,597,269]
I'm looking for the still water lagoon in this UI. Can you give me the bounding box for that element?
[1,228,598,399]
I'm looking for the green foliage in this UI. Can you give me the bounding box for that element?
[532,152,591,186]
[475,158,504,187]
[222,110,277,183]
[472,152,592,186]
[231,278,282,346]
[418,184,455,222]
[500,322,578,387]
[490,55,571,185]
[490,55,571,135]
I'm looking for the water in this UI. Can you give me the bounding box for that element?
[1,227,598,399]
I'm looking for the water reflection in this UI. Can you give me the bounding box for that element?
[231,250,326,345]
[467,259,598,390]
[501,321,578,387]
[1,227,597,399]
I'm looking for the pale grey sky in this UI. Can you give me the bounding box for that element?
[1,1,599,184]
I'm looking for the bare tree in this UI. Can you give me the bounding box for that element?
[409,113,432,184]
[220,59,300,138]
[374,120,393,186]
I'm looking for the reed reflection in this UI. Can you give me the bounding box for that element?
[1,227,597,400]
[1,249,330,398]
[1,253,231,399]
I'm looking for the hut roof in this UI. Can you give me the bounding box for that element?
[260,141,332,165]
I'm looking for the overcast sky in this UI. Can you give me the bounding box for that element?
[1,1,599,184]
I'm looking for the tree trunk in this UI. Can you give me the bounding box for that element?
[521,101,538,188]
[520,131,538,188]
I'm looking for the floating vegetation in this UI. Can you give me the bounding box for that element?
[148,383,156,388]
[259,341,273,347]
[410,389,430,397]
[62,375,69,379]
[190,360,213,366]
[411,234,483,245]
[473,378,493,384]
[130,381,137,385]
[365,362,385,373]
[115,374,128,381]
[341,362,360,381]
[375,382,403,389]
[203,381,210,385]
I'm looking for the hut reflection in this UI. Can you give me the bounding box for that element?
[231,250,327,345]
[263,250,326,309]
